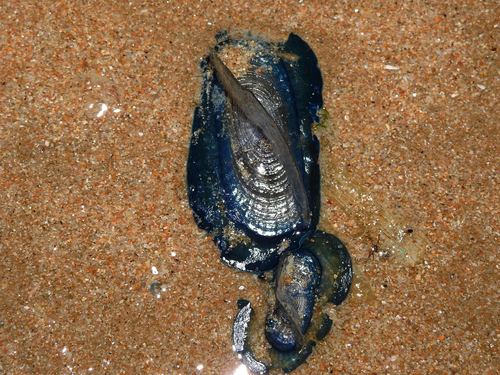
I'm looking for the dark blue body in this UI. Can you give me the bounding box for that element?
[187,33,323,272]
[187,33,353,374]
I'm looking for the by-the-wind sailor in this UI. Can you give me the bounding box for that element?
[188,32,353,373]
[187,32,323,272]
[233,231,353,373]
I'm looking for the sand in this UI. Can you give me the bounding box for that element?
[1,1,498,374]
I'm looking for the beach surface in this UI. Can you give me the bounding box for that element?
[1,1,498,374]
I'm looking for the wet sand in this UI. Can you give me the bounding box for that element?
[1,1,498,374]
